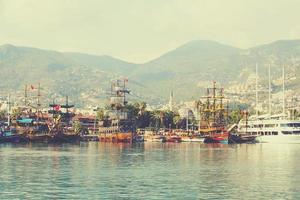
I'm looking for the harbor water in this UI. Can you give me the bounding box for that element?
[0,142,299,199]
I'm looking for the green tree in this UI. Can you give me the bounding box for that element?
[96,108,105,120]
[73,120,83,134]
[173,114,181,129]
[0,110,6,120]
[11,107,22,120]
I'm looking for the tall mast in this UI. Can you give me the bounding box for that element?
[186,109,189,131]
[255,63,259,116]
[37,83,41,123]
[169,90,173,112]
[24,84,28,106]
[213,81,216,123]
[268,64,271,115]
[282,65,285,116]
[7,94,11,127]
[66,95,69,114]
[198,105,201,133]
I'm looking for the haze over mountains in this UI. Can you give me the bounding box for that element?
[0,40,300,107]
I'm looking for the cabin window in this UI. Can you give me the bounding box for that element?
[265,124,275,128]
[272,132,278,135]
[280,124,289,127]
[282,131,292,135]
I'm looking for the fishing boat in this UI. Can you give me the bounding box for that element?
[98,79,135,143]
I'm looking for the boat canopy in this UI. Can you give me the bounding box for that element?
[17,118,34,124]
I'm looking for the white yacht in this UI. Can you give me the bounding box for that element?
[238,114,300,143]
[237,64,300,143]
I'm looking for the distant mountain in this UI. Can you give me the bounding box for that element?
[129,40,243,98]
[0,40,300,107]
[0,44,137,106]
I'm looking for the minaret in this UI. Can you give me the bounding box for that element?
[169,90,173,112]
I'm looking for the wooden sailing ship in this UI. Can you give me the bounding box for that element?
[199,82,229,144]
[14,83,53,142]
[98,79,135,143]
[48,96,80,143]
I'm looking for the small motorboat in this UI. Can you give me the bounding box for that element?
[165,135,182,143]
[228,134,257,144]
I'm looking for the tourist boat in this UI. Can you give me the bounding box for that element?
[0,127,29,143]
[237,65,300,143]
[0,95,29,143]
[98,79,135,143]
[202,127,228,144]
[237,114,300,143]
[16,118,53,142]
[198,82,229,144]
[48,97,81,143]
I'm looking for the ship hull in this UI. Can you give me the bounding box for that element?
[204,134,228,144]
[257,135,300,143]
[52,133,81,143]
[144,135,166,142]
[228,134,257,144]
[165,136,182,143]
[99,132,133,143]
[27,134,54,143]
[0,134,29,143]
[181,137,205,143]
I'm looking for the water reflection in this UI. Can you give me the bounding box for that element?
[0,142,299,199]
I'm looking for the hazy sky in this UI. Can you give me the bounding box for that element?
[1,0,300,63]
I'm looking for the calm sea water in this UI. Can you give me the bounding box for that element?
[0,142,299,200]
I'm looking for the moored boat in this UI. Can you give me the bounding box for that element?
[0,128,29,143]
[198,82,229,144]
[165,135,182,143]
[144,134,166,142]
[97,79,135,143]
[228,133,257,144]
[238,115,300,143]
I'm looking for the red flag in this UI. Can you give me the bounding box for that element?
[54,105,61,111]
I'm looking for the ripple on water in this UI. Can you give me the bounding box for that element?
[1,142,300,199]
